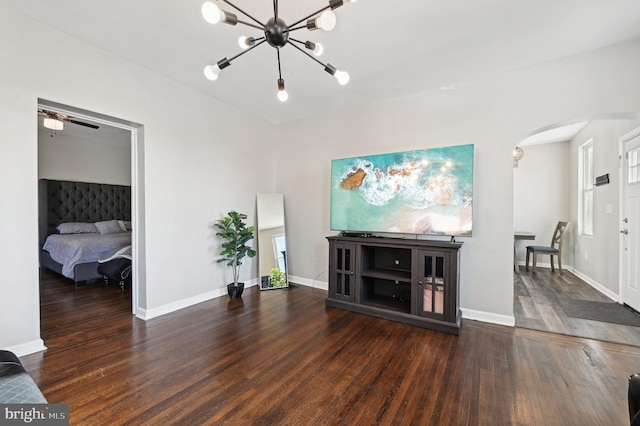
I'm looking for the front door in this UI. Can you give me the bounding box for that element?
[622,127,640,311]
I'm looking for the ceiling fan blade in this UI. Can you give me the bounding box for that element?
[65,119,100,129]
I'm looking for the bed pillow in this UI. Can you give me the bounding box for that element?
[56,222,99,234]
[119,220,132,231]
[95,220,127,235]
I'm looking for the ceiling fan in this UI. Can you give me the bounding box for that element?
[38,109,100,131]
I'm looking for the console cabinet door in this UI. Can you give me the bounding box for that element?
[416,250,450,320]
[330,243,356,302]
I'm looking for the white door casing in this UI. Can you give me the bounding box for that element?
[621,127,640,311]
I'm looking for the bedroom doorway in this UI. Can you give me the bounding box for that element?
[37,99,145,317]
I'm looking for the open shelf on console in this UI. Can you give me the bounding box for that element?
[362,245,411,270]
[360,268,412,282]
[361,277,411,314]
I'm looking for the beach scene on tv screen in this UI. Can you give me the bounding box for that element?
[331,144,474,236]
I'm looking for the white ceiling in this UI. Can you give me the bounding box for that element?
[4,0,640,124]
[520,121,588,146]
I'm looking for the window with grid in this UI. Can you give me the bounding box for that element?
[579,140,594,236]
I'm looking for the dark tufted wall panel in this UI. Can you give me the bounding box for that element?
[38,179,131,246]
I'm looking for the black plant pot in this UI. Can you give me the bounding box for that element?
[227,283,245,299]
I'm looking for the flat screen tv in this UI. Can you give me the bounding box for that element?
[331,144,474,236]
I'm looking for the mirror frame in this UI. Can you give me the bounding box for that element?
[256,193,288,290]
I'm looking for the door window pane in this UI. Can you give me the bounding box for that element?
[630,147,640,184]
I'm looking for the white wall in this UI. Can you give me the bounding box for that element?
[0,6,277,354]
[276,39,640,324]
[513,142,571,267]
[568,119,640,295]
[38,129,131,185]
[2,3,640,354]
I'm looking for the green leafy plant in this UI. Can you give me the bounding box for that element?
[213,211,256,287]
[270,267,287,288]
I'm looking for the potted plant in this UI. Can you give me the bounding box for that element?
[213,211,256,298]
[270,267,287,288]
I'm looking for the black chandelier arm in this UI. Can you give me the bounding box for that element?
[220,0,265,27]
[274,0,278,20]
[277,48,283,80]
[227,39,268,63]
[288,4,332,28]
[285,25,308,33]
[289,38,319,50]
[287,40,326,68]
[235,19,264,31]
[288,37,306,46]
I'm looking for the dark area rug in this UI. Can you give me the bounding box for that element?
[560,299,640,327]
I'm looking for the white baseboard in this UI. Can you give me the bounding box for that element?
[137,278,259,320]
[289,275,328,291]
[137,275,516,330]
[460,308,515,327]
[517,260,552,269]
[291,275,513,327]
[3,339,47,357]
[566,267,619,302]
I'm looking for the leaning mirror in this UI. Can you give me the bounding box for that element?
[257,193,288,290]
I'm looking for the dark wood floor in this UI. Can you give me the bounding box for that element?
[514,267,640,346]
[21,269,640,425]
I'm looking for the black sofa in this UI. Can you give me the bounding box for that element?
[0,350,47,403]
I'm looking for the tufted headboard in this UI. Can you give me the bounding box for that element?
[38,179,131,246]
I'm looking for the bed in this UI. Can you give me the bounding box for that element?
[39,179,132,285]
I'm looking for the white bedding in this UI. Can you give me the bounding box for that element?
[43,232,132,278]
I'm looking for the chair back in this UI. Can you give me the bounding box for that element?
[550,221,570,250]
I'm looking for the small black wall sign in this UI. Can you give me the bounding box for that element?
[595,173,610,186]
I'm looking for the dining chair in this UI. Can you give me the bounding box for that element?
[525,221,570,273]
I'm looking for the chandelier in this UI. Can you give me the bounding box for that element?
[201,0,356,102]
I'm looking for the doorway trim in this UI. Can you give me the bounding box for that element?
[619,125,640,307]
[37,99,146,316]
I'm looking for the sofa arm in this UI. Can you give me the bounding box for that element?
[0,350,47,403]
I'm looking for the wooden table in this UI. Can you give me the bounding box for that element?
[514,232,535,273]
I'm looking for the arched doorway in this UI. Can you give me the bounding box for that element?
[512,113,640,345]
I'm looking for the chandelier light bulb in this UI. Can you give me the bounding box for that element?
[277,78,288,102]
[335,70,350,85]
[304,41,324,57]
[201,2,221,24]
[277,89,289,102]
[203,64,221,81]
[312,42,324,56]
[316,10,337,31]
[238,36,255,49]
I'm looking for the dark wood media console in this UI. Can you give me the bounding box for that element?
[326,235,462,334]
